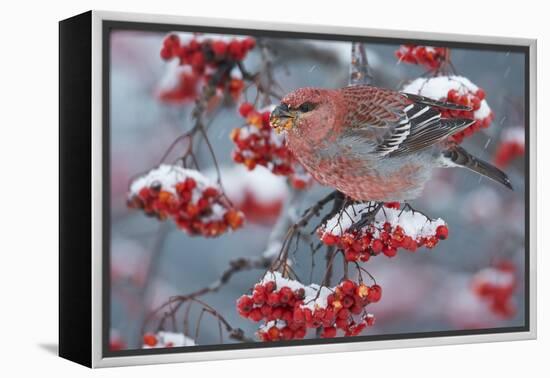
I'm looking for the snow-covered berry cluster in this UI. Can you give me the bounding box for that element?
[230,103,313,190]
[471,261,517,318]
[237,272,378,341]
[318,203,448,262]
[159,34,255,102]
[127,164,244,237]
[494,127,525,168]
[402,76,493,143]
[395,45,448,70]
[142,331,196,349]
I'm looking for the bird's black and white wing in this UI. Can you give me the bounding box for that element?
[340,85,474,158]
[375,93,474,157]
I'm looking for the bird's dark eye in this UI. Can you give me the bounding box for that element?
[298,102,315,112]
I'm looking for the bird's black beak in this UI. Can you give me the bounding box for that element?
[270,104,296,133]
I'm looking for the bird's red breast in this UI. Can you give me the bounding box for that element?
[287,135,425,201]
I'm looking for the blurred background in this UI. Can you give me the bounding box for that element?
[108,29,526,351]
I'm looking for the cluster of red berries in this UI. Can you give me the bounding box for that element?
[159,34,255,102]
[442,87,494,143]
[318,204,448,262]
[237,273,378,341]
[472,261,517,318]
[127,165,244,237]
[395,45,448,70]
[494,128,525,168]
[231,103,313,190]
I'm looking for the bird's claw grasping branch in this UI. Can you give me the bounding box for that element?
[347,202,384,232]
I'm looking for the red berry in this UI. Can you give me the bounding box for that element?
[264,281,276,293]
[321,233,339,246]
[336,318,348,330]
[190,51,205,70]
[436,225,449,240]
[267,292,281,306]
[359,253,370,262]
[228,40,244,60]
[294,327,306,339]
[340,280,356,295]
[259,304,271,318]
[238,102,255,117]
[188,39,200,51]
[371,239,383,254]
[203,187,219,198]
[143,333,157,347]
[160,47,172,60]
[471,96,481,111]
[342,295,354,308]
[384,202,400,209]
[248,308,263,322]
[184,177,196,190]
[279,287,294,304]
[350,304,363,315]
[237,295,254,314]
[163,34,180,48]
[344,249,359,262]
[367,284,382,302]
[271,307,283,320]
[337,308,350,320]
[267,326,280,341]
[383,245,397,258]
[476,88,486,100]
[252,290,266,305]
[321,327,337,338]
[242,37,256,50]
[281,327,294,340]
[211,40,227,56]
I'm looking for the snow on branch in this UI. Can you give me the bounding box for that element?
[318,203,448,262]
[127,164,244,237]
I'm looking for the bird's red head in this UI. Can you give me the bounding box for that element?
[270,87,344,142]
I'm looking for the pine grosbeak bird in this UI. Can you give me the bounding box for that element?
[270,85,512,202]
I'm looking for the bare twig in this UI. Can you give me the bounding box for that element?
[322,192,346,286]
[350,42,373,85]
[271,190,341,273]
[127,223,171,348]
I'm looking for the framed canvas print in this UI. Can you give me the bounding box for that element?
[59,10,537,368]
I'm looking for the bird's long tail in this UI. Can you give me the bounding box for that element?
[441,145,513,190]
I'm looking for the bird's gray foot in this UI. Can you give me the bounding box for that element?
[348,202,383,232]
